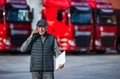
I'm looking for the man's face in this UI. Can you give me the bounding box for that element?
[37,26,47,36]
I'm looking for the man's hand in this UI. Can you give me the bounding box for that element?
[29,29,38,38]
[59,64,64,69]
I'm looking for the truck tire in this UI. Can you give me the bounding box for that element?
[0,51,1,55]
[117,44,120,53]
[71,51,80,55]
[96,50,106,54]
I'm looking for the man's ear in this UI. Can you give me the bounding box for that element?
[45,26,48,28]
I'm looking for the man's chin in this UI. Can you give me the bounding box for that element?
[39,33,45,35]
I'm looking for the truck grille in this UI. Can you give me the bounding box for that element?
[75,36,90,47]
[11,35,28,46]
[101,36,115,47]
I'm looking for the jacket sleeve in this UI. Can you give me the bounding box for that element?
[53,38,62,57]
[21,38,32,52]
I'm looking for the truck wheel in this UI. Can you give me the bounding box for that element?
[71,51,80,55]
[96,50,106,54]
[0,51,1,55]
[117,44,120,53]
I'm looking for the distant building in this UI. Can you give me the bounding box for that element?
[26,0,42,29]
[108,0,120,9]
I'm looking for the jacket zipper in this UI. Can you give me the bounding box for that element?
[40,38,44,72]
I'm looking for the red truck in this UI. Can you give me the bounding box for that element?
[70,0,94,53]
[107,0,120,53]
[0,0,32,52]
[42,0,78,53]
[89,0,117,53]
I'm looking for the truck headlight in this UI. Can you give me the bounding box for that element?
[95,40,101,46]
[68,40,75,46]
[3,39,11,46]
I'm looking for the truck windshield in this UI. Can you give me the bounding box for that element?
[71,11,93,25]
[6,9,30,22]
[96,11,117,26]
[96,14,116,25]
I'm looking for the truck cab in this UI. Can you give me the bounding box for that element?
[89,0,117,53]
[70,0,94,52]
[0,0,32,52]
[42,0,78,53]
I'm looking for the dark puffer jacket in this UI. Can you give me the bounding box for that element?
[30,33,55,72]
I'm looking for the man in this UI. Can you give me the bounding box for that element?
[21,19,64,79]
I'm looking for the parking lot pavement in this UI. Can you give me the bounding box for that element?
[0,53,120,79]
